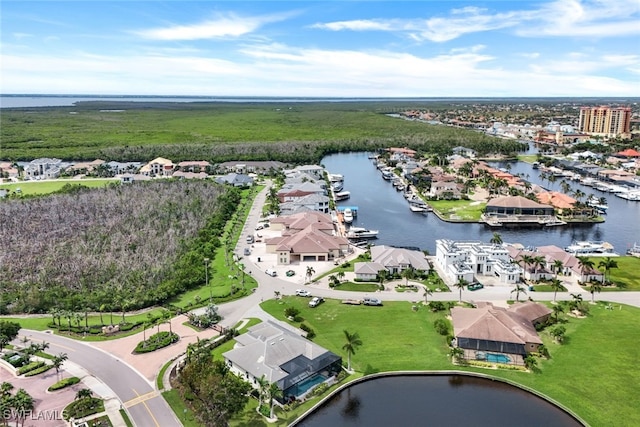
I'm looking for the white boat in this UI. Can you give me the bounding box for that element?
[410,205,427,212]
[564,241,617,256]
[347,227,379,239]
[329,173,343,183]
[586,197,608,211]
[381,170,395,180]
[332,181,344,192]
[334,191,351,201]
[343,208,354,224]
[616,190,640,201]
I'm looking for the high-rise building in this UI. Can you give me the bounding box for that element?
[578,106,632,139]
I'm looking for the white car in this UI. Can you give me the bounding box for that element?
[308,297,324,308]
[295,289,311,297]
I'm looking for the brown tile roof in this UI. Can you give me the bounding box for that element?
[536,191,576,209]
[486,196,552,210]
[510,301,552,323]
[452,304,543,345]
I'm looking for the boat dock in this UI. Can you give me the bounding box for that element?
[481,214,567,228]
[336,206,358,217]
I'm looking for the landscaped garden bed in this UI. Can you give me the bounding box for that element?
[134,331,179,354]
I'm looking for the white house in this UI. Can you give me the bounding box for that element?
[435,239,522,285]
[23,158,63,180]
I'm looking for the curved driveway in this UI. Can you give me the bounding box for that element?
[18,330,180,427]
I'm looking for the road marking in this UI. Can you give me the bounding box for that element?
[123,390,159,408]
[128,389,161,427]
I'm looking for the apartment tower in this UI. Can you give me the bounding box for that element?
[578,106,632,139]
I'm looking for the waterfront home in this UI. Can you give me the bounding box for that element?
[0,162,19,179]
[23,158,63,180]
[429,180,463,200]
[387,147,417,158]
[215,173,253,187]
[435,239,522,285]
[278,182,326,197]
[218,160,287,174]
[223,320,342,402]
[451,146,477,158]
[65,159,106,175]
[266,212,349,264]
[139,157,175,177]
[285,165,325,181]
[452,301,552,360]
[370,245,431,274]
[535,191,576,211]
[106,161,142,175]
[279,193,330,215]
[506,244,604,283]
[485,196,554,216]
[177,160,211,173]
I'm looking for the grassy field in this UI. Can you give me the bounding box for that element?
[428,199,486,221]
[0,102,521,161]
[258,297,640,426]
[0,178,117,195]
[517,154,539,163]
[332,281,380,292]
[588,256,640,290]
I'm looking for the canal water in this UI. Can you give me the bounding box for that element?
[297,375,581,427]
[321,152,640,254]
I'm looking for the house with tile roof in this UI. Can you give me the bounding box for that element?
[535,191,576,210]
[354,262,386,281]
[266,212,349,265]
[452,301,552,358]
[223,320,342,401]
[485,196,554,216]
[139,157,175,177]
[370,245,431,274]
[215,173,254,187]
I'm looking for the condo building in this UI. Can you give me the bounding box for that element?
[578,106,631,139]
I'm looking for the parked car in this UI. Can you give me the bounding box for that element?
[255,224,264,230]
[467,282,484,291]
[286,270,295,277]
[265,268,277,277]
[246,235,254,244]
[308,297,324,308]
[243,247,251,256]
[295,289,311,297]
[363,297,383,306]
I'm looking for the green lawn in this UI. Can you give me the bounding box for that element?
[259,297,640,426]
[517,154,539,163]
[333,281,380,292]
[428,199,485,221]
[162,389,202,427]
[588,256,640,290]
[0,179,117,195]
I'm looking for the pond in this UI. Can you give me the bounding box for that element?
[295,374,583,426]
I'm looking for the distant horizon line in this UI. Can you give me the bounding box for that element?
[2,94,639,100]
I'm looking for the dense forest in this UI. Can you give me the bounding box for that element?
[0,181,241,314]
[0,102,527,162]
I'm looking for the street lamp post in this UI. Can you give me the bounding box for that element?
[204,257,211,304]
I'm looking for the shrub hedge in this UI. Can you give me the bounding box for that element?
[48,377,81,391]
[24,364,53,377]
[17,361,45,375]
[134,332,179,354]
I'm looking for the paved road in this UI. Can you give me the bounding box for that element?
[16,330,180,427]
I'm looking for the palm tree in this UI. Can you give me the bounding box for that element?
[52,353,68,380]
[531,255,546,277]
[489,232,503,245]
[64,310,73,332]
[377,269,390,290]
[267,382,282,419]
[598,257,618,284]
[550,278,563,303]
[328,275,339,288]
[519,254,534,275]
[75,388,93,400]
[511,284,527,302]
[453,278,468,303]
[337,271,346,282]
[552,304,564,322]
[99,304,106,325]
[342,330,363,372]
[553,259,564,279]
[569,293,583,312]
[401,267,416,286]
[256,375,269,408]
[13,389,34,427]
[588,281,602,303]
[163,309,173,335]
[423,287,433,304]
[577,256,595,280]
[449,346,464,363]
[305,266,316,283]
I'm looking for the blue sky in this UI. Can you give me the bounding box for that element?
[1,0,639,97]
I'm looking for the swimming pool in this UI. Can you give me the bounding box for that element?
[292,374,327,396]
[486,353,511,364]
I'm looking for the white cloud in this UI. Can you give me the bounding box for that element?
[312,0,640,41]
[12,33,33,40]
[2,44,638,97]
[133,12,292,40]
